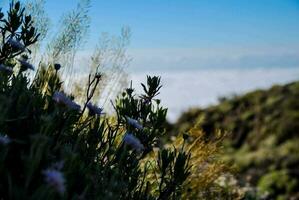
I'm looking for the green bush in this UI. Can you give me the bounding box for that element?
[258,170,298,198]
[0,2,192,199]
[169,79,299,199]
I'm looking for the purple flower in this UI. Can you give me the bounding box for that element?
[0,64,13,74]
[18,59,34,71]
[123,133,144,153]
[42,169,66,195]
[125,116,143,130]
[0,135,11,145]
[7,38,25,51]
[87,102,104,116]
[53,91,81,111]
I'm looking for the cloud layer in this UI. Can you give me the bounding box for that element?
[128,45,299,71]
[131,68,299,122]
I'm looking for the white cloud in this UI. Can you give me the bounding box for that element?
[128,45,299,71]
[130,68,299,122]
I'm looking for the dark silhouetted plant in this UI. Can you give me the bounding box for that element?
[0,2,192,199]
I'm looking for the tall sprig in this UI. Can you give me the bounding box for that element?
[47,0,90,87]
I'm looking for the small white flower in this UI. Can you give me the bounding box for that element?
[53,91,81,111]
[18,59,35,71]
[42,169,66,195]
[7,38,25,51]
[0,135,11,145]
[123,133,144,153]
[0,64,13,74]
[87,102,104,116]
[125,116,143,130]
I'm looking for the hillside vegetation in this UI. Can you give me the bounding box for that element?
[169,81,299,199]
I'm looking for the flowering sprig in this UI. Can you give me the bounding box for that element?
[87,102,104,116]
[18,58,34,71]
[42,169,66,195]
[53,91,81,111]
[125,116,143,130]
[81,73,102,115]
[0,1,39,64]
[123,133,145,153]
[7,38,26,52]
[0,135,11,145]
[0,64,13,74]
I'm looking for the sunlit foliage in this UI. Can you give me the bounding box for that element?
[170,81,299,199]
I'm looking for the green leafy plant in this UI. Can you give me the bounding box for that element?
[0,2,192,199]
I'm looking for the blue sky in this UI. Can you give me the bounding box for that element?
[1,0,299,70]
[43,0,299,48]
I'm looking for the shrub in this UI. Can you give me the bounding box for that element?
[258,170,298,199]
[0,2,232,199]
[0,2,191,199]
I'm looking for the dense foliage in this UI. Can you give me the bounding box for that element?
[0,2,238,199]
[170,81,299,199]
[0,2,193,199]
